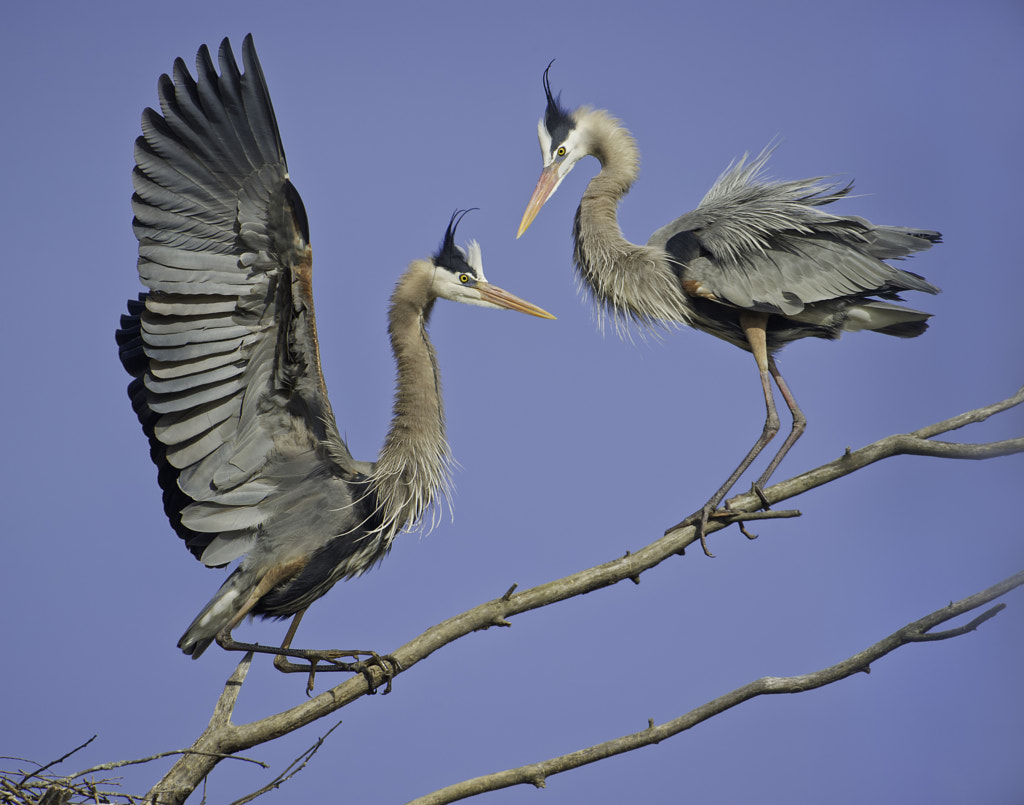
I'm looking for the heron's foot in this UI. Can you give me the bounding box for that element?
[663,501,729,557]
[695,503,720,558]
[666,490,788,553]
[353,653,403,696]
[715,484,772,540]
[272,649,401,695]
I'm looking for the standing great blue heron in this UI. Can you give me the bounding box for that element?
[116,35,554,683]
[517,64,940,553]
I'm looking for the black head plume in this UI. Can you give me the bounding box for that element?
[434,209,478,274]
[541,61,573,146]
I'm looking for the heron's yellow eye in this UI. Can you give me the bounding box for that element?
[459,274,470,284]
[557,146,567,157]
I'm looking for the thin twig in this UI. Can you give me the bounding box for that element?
[909,384,1024,440]
[226,719,344,805]
[67,749,269,781]
[711,508,801,522]
[18,736,97,785]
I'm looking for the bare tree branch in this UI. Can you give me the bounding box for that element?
[139,387,1023,804]
[408,570,1024,804]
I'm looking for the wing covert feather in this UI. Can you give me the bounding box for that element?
[648,149,940,316]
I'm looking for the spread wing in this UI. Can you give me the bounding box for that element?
[116,35,360,567]
[647,149,941,317]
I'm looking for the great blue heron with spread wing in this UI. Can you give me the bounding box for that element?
[116,36,554,685]
[517,63,940,554]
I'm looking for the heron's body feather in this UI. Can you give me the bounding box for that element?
[562,110,940,349]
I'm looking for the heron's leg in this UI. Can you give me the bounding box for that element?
[276,608,307,656]
[691,312,779,555]
[218,557,317,659]
[214,559,311,658]
[210,564,398,693]
[271,610,402,694]
[752,356,806,493]
[214,563,380,668]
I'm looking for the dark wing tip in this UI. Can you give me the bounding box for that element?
[239,33,258,70]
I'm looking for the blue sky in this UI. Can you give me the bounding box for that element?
[2,1,1022,803]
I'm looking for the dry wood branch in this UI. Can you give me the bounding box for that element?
[408,569,1024,804]
[141,387,1024,804]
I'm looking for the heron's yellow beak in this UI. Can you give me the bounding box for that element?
[478,282,556,319]
[517,164,561,238]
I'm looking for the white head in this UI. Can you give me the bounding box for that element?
[517,62,592,238]
[432,210,555,318]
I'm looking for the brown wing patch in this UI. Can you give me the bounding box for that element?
[292,245,330,402]
[681,279,718,300]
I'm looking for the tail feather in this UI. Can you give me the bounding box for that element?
[849,217,943,261]
[178,568,251,658]
[844,300,932,338]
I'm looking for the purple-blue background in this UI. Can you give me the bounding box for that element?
[3,2,1022,802]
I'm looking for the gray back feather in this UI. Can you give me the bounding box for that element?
[647,147,940,318]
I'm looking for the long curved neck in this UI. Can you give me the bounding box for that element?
[574,109,641,261]
[372,263,453,541]
[573,110,690,331]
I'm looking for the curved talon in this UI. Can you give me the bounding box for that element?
[738,521,759,540]
[695,504,717,558]
[356,653,401,695]
[306,659,319,695]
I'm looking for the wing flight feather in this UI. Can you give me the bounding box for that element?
[117,36,356,564]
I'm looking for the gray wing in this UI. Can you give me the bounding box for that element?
[647,148,941,317]
[117,36,361,567]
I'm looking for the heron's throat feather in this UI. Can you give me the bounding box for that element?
[372,268,453,543]
[573,110,694,334]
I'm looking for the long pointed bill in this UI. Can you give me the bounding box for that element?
[478,283,556,319]
[517,164,562,238]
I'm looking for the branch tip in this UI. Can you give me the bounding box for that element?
[911,602,1009,642]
